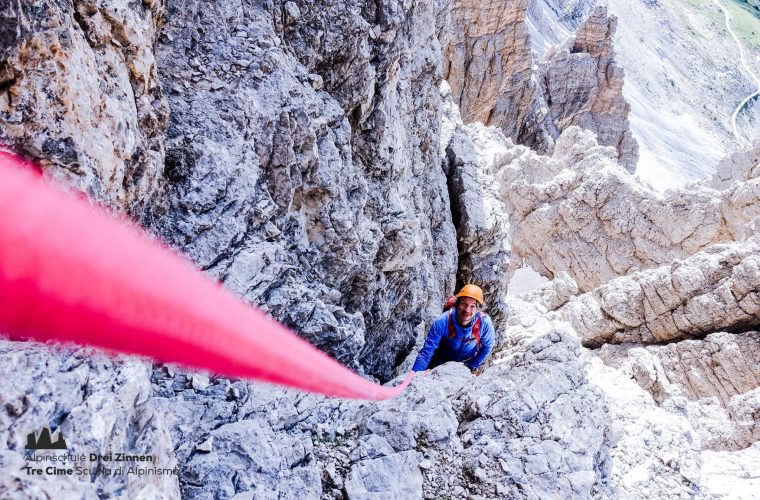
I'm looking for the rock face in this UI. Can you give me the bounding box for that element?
[451,122,760,293]
[540,6,638,171]
[151,0,457,381]
[584,357,702,498]
[0,341,179,498]
[444,0,537,139]
[462,113,760,495]
[710,140,760,189]
[558,236,760,347]
[444,3,638,171]
[0,0,168,216]
[599,332,760,451]
[2,324,617,499]
[0,0,464,382]
[536,234,760,455]
[441,83,512,338]
[3,0,760,498]
[144,323,620,499]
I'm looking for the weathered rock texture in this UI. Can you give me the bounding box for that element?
[2,324,619,499]
[502,278,750,498]
[584,357,703,498]
[710,140,760,190]
[540,6,638,171]
[3,0,760,497]
[455,123,760,292]
[558,236,760,347]
[599,332,760,451]
[472,104,760,492]
[6,283,755,499]
[0,341,179,498]
[444,3,638,170]
[150,365,322,498]
[127,322,624,499]
[0,0,168,216]
[151,0,457,381]
[444,0,537,138]
[493,281,704,498]
[0,0,470,383]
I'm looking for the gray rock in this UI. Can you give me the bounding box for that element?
[195,437,213,452]
[349,434,396,461]
[0,0,169,218]
[0,341,179,498]
[187,373,210,391]
[283,1,301,23]
[442,91,512,339]
[152,0,457,382]
[180,419,319,499]
[2,0,760,498]
[344,450,423,499]
[540,6,639,171]
[599,331,760,451]
[453,121,760,293]
[444,2,637,171]
[558,236,760,347]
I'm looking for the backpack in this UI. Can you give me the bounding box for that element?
[442,295,483,350]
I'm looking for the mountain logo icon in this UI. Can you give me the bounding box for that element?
[25,427,67,450]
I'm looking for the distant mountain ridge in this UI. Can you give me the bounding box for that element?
[534,0,760,187]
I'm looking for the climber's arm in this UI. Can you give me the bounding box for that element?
[412,320,445,372]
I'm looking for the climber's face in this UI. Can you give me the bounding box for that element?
[456,296,479,325]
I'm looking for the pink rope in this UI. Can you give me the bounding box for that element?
[0,151,418,400]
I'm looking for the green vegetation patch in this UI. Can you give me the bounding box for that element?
[725,0,760,49]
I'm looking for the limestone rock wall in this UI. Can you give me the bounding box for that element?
[461,111,760,490]
[151,324,618,499]
[0,0,168,216]
[526,0,595,57]
[501,277,750,497]
[558,236,760,347]
[599,332,760,451]
[0,342,179,498]
[444,2,638,171]
[3,0,760,497]
[540,6,638,171]
[0,0,462,382]
[149,0,458,382]
[441,83,512,339]
[444,0,537,139]
[461,123,760,292]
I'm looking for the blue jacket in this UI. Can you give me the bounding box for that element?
[412,310,494,371]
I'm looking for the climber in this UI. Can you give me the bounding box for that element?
[412,284,494,374]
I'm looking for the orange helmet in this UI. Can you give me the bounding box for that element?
[456,284,484,306]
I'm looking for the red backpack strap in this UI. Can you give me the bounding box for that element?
[472,314,483,349]
[448,311,484,349]
[447,309,456,339]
